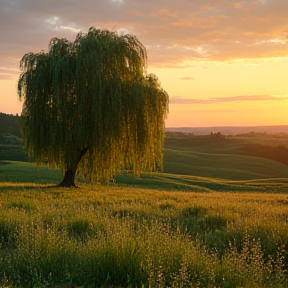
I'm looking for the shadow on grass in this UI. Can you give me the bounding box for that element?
[0,183,62,192]
[0,161,12,165]
[115,173,215,192]
[0,160,62,185]
[115,173,288,193]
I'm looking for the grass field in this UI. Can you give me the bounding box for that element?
[1,178,288,287]
[1,160,288,194]
[1,134,288,287]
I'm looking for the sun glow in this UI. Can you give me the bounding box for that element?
[1,0,288,127]
[151,57,288,127]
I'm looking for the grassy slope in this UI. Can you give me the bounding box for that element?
[0,133,287,192]
[1,135,288,287]
[154,135,288,193]
[0,161,61,184]
[1,161,287,193]
[164,136,288,180]
[164,148,288,180]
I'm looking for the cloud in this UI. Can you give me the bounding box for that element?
[0,0,288,79]
[170,95,288,104]
[0,66,20,80]
[175,77,195,80]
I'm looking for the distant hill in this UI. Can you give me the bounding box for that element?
[166,125,288,135]
[0,112,287,183]
[1,112,287,137]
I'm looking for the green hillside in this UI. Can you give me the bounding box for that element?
[164,134,288,180]
[0,113,287,190]
[0,161,61,184]
[164,147,288,180]
[1,119,288,287]
[1,159,287,193]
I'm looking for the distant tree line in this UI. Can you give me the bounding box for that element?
[0,112,21,139]
[0,113,29,161]
[210,132,225,140]
[1,113,288,166]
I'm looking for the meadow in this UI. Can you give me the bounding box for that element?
[1,133,288,287]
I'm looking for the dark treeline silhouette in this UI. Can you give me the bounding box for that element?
[1,113,287,166]
[210,132,225,140]
[0,113,29,162]
[0,112,21,139]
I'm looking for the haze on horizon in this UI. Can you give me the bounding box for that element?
[0,0,288,127]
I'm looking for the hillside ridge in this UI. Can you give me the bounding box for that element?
[166,125,288,135]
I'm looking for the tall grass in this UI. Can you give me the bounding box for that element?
[1,183,288,287]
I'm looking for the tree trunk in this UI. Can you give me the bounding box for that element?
[57,148,88,188]
[58,168,77,187]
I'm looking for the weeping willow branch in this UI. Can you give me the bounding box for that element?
[18,27,169,186]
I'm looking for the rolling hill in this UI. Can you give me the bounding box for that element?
[0,112,287,192]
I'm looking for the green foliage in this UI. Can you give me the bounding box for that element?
[0,217,19,249]
[18,27,168,183]
[1,135,22,145]
[66,218,93,241]
[0,113,21,139]
[0,144,29,162]
[0,113,28,162]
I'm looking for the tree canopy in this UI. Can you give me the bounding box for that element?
[18,27,169,186]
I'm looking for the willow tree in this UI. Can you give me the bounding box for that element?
[18,27,169,187]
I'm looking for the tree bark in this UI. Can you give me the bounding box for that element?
[57,147,88,188]
[58,168,77,187]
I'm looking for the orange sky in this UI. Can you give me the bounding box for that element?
[1,0,288,127]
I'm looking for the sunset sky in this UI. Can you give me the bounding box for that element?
[1,0,288,127]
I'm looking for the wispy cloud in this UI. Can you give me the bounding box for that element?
[170,95,288,104]
[0,0,287,77]
[175,77,195,80]
[0,66,20,80]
